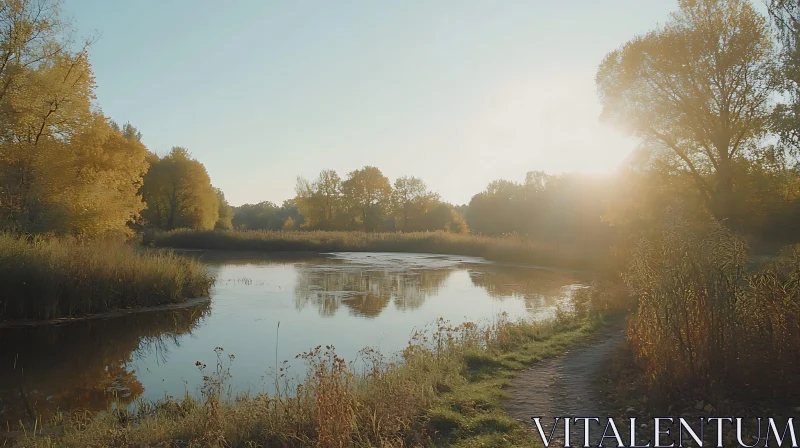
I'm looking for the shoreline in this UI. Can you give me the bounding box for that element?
[149,229,610,274]
[0,296,211,329]
[169,246,597,277]
[4,315,601,446]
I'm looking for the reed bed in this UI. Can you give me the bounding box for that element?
[0,233,213,321]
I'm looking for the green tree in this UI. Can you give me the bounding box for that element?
[232,201,280,230]
[466,180,523,235]
[140,147,219,230]
[275,199,304,229]
[596,0,776,224]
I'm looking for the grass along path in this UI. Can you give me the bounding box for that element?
[11,315,610,447]
[422,317,612,447]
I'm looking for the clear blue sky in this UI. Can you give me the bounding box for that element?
[63,0,686,206]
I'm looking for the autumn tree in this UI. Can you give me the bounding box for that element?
[341,166,392,232]
[596,0,776,224]
[768,1,800,151]
[0,0,149,236]
[140,147,219,230]
[214,187,233,230]
[295,169,342,229]
[54,117,150,236]
[391,176,440,231]
[110,121,143,142]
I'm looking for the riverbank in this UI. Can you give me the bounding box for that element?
[0,234,214,321]
[150,229,614,274]
[9,313,607,447]
[0,296,211,329]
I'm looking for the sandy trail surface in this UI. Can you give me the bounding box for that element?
[504,322,627,446]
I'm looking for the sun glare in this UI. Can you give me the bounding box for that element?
[469,77,637,176]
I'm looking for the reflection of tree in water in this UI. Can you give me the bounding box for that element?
[294,264,453,317]
[468,265,582,311]
[0,302,210,428]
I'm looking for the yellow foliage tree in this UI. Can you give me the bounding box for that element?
[0,1,148,236]
[341,166,391,232]
[295,169,343,229]
[596,0,776,224]
[140,147,219,230]
[214,187,233,230]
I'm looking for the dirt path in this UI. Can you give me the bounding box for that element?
[504,322,627,445]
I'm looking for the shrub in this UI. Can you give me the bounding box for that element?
[623,204,800,395]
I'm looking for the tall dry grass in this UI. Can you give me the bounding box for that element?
[624,205,800,395]
[151,229,611,273]
[0,233,213,321]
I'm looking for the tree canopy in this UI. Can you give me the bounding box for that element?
[0,0,150,236]
[597,0,776,224]
[289,167,467,233]
[140,147,219,231]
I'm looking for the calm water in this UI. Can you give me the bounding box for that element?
[0,251,586,428]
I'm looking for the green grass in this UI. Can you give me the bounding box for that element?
[424,318,601,447]
[0,233,214,321]
[10,313,605,447]
[151,229,612,273]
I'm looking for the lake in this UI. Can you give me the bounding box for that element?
[0,251,587,428]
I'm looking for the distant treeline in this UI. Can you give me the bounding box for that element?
[229,158,800,252]
[231,168,467,234]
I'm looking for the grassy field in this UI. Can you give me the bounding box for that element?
[151,229,613,273]
[10,312,606,447]
[0,234,213,321]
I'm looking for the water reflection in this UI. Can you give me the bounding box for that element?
[294,258,454,317]
[289,254,582,319]
[468,264,580,312]
[0,303,210,428]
